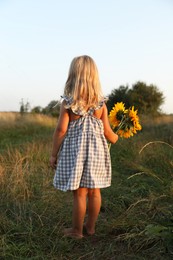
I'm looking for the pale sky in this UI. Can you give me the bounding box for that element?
[0,0,173,114]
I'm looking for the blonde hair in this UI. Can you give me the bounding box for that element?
[64,55,103,111]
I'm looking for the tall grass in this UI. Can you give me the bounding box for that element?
[0,113,173,259]
[0,112,56,127]
[0,112,56,153]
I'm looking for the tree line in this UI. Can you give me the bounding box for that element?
[106,81,164,115]
[20,81,165,117]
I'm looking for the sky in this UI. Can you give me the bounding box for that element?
[0,0,173,114]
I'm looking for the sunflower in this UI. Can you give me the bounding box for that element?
[109,102,127,129]
[109,103,142,139]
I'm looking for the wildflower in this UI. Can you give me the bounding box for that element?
[109,102,142,139]
[109,102,127,129]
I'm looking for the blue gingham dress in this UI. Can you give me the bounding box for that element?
[53,98,111,192]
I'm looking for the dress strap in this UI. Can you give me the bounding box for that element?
[61,95,73,106]
[61,95,87,116]
[86,98,107,116]
[94,97,108,110]
[61,95,107,116]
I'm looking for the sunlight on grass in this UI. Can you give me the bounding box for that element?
[0,113,173,259]
[0,112,56,128]
[141,114,173,126]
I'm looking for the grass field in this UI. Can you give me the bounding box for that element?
[0,112,173,260]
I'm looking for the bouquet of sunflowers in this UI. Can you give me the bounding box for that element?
[109,102,142,138]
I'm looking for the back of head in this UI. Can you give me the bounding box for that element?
[64,55,103,111]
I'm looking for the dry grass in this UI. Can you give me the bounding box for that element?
[0,112,56,128]
[0,112,19,127]
[141,114,173,126]
[0,113,173,259]
[0,142,51,202]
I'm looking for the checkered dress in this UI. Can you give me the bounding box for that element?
[53,102,112,192]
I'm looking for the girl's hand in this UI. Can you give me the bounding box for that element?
[49,155,57,169]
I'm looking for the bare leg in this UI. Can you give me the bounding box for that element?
[64,187,88,238]
[85,188,101,235]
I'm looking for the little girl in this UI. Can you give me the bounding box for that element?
[50,55,118,239]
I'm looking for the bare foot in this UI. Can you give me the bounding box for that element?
[83,224,95,236]
[63,228,83,239]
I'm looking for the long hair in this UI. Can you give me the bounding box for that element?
[64,55,103,111]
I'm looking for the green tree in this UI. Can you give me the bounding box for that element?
[31,106,42,114]
[129,81,165,115]
[20,99,25,114]
[107,81,165,115]
[42,100,60,117]
[19,99,30,114]
[107,85,130,111]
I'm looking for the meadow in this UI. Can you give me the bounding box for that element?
[0,112,173,260]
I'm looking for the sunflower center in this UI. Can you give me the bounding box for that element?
[116,110,125,121]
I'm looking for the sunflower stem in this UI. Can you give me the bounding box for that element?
[108,142,112,150]
[115,116,126,133]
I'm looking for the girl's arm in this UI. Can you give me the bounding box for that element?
[101,104,118,144]
[50,101,69,169]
